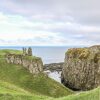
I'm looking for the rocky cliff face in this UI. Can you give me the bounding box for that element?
[6,54,43,74]
[61,45,100,90]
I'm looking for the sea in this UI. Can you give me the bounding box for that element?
[0,46,83,83]
[0,46,71,64]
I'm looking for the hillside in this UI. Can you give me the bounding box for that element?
[0,49,99,100]
[53,87,100,100]
[0,80,99,100]
[0,80,50,100]
[0,49,73,98]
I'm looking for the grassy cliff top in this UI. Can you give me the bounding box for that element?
[66,48,90,59]
[23,55,41,61]
[66,46,100,61]
[0,49,41,61]
[0,49,22,57]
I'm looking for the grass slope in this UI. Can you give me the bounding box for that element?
[0,49,99,100]
[0,49,73,98]
[0,81,99,100]
[53,87,100,100]
[0,81,50,100]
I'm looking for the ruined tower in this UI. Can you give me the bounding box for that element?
[23,47,27,56]
[23,47,32,56]
[28,47,32,56]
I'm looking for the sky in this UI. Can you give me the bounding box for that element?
[0,0,100,46]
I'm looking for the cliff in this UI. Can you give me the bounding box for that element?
[6,54,43,74]
[61,45,100,90]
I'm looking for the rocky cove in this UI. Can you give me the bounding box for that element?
[5,45,100,91]
[44,62,63,83]
[5,47,64,83]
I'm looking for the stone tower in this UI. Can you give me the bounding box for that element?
[23,47,27,56]
[28,47,32,56]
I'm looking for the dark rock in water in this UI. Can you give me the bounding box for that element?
[44,62,63,71]
[61,45,100,91]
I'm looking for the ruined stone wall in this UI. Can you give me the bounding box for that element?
[61,45,100,90]
[6,54,43,74]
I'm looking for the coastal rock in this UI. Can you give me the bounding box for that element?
[61,45,100,90]
[44,62,63,71]
[6,54,43,75]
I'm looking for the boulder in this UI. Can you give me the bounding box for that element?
[61,45,100,90]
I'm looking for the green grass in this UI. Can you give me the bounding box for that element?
[23,55,41,61]
[51,87,100,100]
[0,49,73,98]
[0,49,99,100]
[0,59,73,97]
[0,49,22,55]
[0,80,30,95]
[0,81,50,100]
[0,81,99,100]
[2,49,42,62]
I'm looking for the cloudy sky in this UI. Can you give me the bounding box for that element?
[0,0,100,46]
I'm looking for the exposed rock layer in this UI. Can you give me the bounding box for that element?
[61,45,100,90]
[6,54,43,74]
[44,62,63,71]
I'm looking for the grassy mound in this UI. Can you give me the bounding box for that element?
[49,87,100,100]
[0,49,73,98]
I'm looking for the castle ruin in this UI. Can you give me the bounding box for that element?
[23,47,32,56]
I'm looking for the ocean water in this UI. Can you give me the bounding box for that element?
[33,47,69,64]
[0,46,70,64]
[44,70,61,83]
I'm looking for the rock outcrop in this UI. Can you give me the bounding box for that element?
[61,45,100,90]
[44,62,63,71]
[6,48,43,75]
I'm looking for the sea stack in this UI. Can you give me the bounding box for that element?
[61,45,100,90]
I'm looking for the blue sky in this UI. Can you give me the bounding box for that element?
[0,0,100,46]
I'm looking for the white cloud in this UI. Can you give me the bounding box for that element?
[0,0,100,47]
